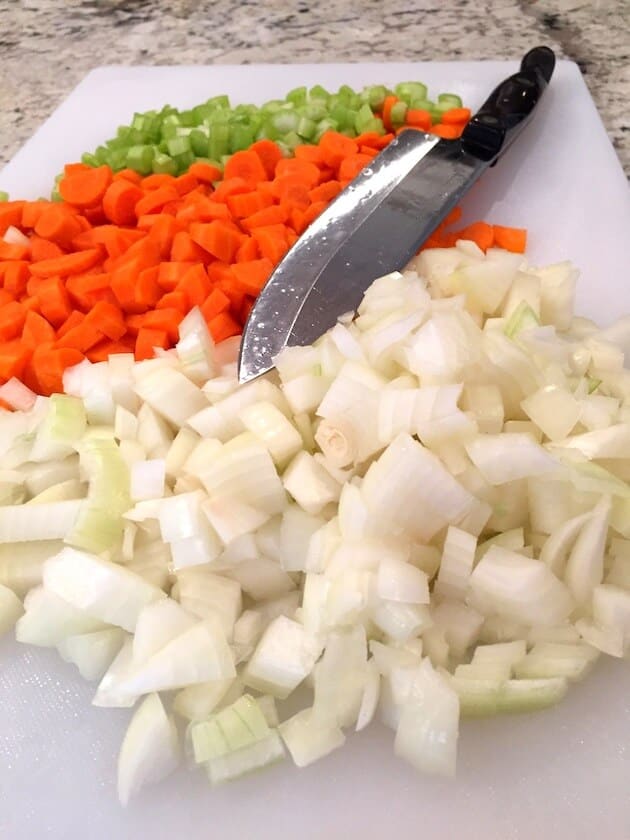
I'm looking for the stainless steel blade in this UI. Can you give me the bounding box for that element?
[287,140,488,349]
[238,129,441,382]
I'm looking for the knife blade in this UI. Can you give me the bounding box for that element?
[239,46,555,383]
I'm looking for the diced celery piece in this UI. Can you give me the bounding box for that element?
[229,123,255,153]
[390,101,408,126]
[281,131,302,151]
[126,145,155,175]
[296,116,317,140]
[0,191,10,202]
[395,81,428,103]
[355,103,376,132]
[189,129,209,157]
[438,92,463,108]
[81,153,100,167]
[309,84,330,102]
[152,153,177,176]
[271,111,299,134]
[166,135,191,157]
[286,86,307,106]
[303,102,329,122]
[209,124,230,160]
[360,84,388,109]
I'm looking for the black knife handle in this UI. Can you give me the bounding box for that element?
[461,46,555,162]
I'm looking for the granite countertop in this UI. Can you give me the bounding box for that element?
[0,0,627,176]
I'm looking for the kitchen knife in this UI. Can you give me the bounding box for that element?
[238,46,555,383]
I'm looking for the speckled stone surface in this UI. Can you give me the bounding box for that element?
[0,0,628,176]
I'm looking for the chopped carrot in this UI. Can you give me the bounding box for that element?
[174,173,199,196]
[190,220,244,263]
[430,123,463,140]
[156,291,188,312]
[188,161,223,183]
[58,165,113,208]
[22,310,56,345]
[272,176,311,209]
[223,149,269,184]
[135,327,169,360]
[441,107,472,125]
[201,288,231,322]
[30,236,66,262]
[235,237,260,263]
[141,174,176,191]
[127,308,183,342]
[0,201,26,236]
[381,96,399,132]
[2,262,29,298]
[338,153,372,182]
[308,181,341,203]
[275,158,321,188]
[208,311,241,343]
[294,145,326,166]
[21,201,50,230]
[55,319,104,352]
[0,241,29,261]
[86,338,135,362]
[29,248,102,278]
[492,225,527,253]
[249,140,283,180]
[31,346,84,395]
[301,200,328,227]
[171,231,211,263]
[113,168,143,185]
[102,179,143,225]
[135,186,180,217]
[241,205,288,231]
[176,263,212,308]
[36,277,73,327]
[0,301,27,341]
[157,261,195,291]
[212,177,251,203]
[84,300,127,340]
[34,205,83,249]
[0,340,32,381]
[251,225,289,264]
[231,258,274,296]
[317,132,359,169]
[453,221,495,252]
[227,191,273,219]
[56,310,85,339]
[405,109,433,130]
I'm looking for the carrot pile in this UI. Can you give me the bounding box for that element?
[0,128,526,397]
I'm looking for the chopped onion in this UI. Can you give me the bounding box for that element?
[117,693,180,806]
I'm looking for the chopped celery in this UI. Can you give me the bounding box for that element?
[79,78,448,177]
[0,191,9,202]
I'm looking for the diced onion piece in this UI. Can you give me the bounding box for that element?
[57,627,126,681]
[0,500,82,543]
[242,615,323,699]
[469,545,573,626]
[394,659,459,777]
[564,496,610,605]
[117,693,180,806]
[134,367,208,427]
[465,433,558,485]
[362,433,475,542]
[173,678,234,721]
[238,401,303,468]
[130,459,165,502]
[43,547,166,632]
[376,557,430,604]
[279,708,345,768]
[16,586,106,647]
[206,730,284,784]
[118,616,235,695]
[282,451,340,515]
[434,526,477,600]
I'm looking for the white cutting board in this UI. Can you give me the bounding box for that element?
[0,62,629,840]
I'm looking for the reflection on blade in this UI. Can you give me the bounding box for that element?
[288,142,486,349]
[238,130,441,383]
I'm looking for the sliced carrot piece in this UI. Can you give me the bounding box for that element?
[29,248,102,278]
[250,225,289,264]
[0,201,26,237]
[201,288,231,322]
[176,263,213,308]
[135,327,169,361]
[208,311,241,343]
[188,161,223,183]
[230,258,274,296]
[190,220,244,263]
[492,225,527,253]
[274,158,321,188]
[249,140,283,180]
[0,302,27,341]
[34,205,83,249]
[241,205,288,231]
[318,132,359,169]
[223,150,269,185]
[58,165,113,208]
[102,179,143,225]
[22,310,56,346]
